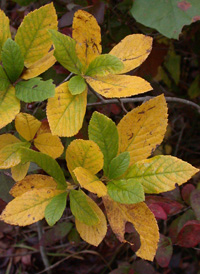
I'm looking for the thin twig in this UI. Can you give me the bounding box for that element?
[37,221,52,274]
[174,123,186,156]
[60,72,73,84]
[88,85,106,103]
[87,96,200,114]
[117,98,128,113]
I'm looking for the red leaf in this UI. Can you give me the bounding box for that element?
[146,196,184,216]
[169,209,195,243]
[181,184,195,204]
[177,220,200,247]
[155,234,173,268]
[190,189,200,220]
[147,203,167,220]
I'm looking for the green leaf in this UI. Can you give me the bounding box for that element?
[85,54,124,76]
[107,179,145,204]
[45,192,68,226]
[68,75,87,95]
[1,39,24,83]
[49,30,82,74]
[125,155,199,194]
[69,189,100,226]
[108,152,130,179]
[88,111,119,176]
[0,172,15,202]
[0,66,11,91]
[20,148,67,190]
[130,0,200,39]
[15,78,55,103]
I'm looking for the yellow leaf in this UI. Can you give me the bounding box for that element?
[73,167,107,197]
[15,3,57,67]
[47,81,87,137]
[0,134,20,150]
[126,155,199,194]
[34,132,64,159]
[66,139,104,181]
[75,195,107,246]
[0,10,11,61]
[15,112,41,141]
[22,50,56,80]
[86,75,152,98]
[11,162,30,182]
[103,196,159,261]
[118,95,168,165]
[72,10,101,69]
[0,86,20,129]
[0,142,29,169]
[0,188,63,226]
[109,34,153,74]
[10,174,57,197]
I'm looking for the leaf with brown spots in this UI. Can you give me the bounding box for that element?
[103,196,159,261]
[10,174,57,197]
[72,10,102,69]
[0,188,63,226]
[117,95,168,164]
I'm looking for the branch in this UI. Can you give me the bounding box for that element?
[87,96,200,114]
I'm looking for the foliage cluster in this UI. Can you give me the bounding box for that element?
[0,2,199,267]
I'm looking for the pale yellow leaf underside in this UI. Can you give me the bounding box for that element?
[0,10,11,61]
[103,196,159,261]
[34,133,64,159]
[15,112,41,141]
[86,75,152,98]
[118,95,168,165]
[74,167,107,197]
[0,188,63,226]
[47,81,87,137]
[66,139,104,181]
[75,195,107,246]
[10,174,57,197]
[72,10,102,68]
[110,34,153,74]
[15,3,57,67]
[0,86,20,129]
[22,50,56,80]
[11,162,30,182]
[0,134,20,150]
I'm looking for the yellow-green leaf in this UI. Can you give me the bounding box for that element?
[47,81,87,137]
[11,162,30,182]
[15,112,41,141]
[10,174,57,197]
[0,86,20,129]
[86,75,152,98]
[0,10,11,61]
[69,189,100,226]
[117,95,168,165]
[0,134,20,150]
[0,188,63,226]
[22,50,56,80]
[68,75,87,95]
[125,155,199,194]
[66,139,104,182]
[34,133,64,159]
[103,196,159,261]
[0,141,30,169]
[15,3,57,67]
[72,10,101,68]
[73,167,107,197]
[109,34,153,74]
[49,30,83,74]
[0,66,11,91]
[75,195,107,246]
